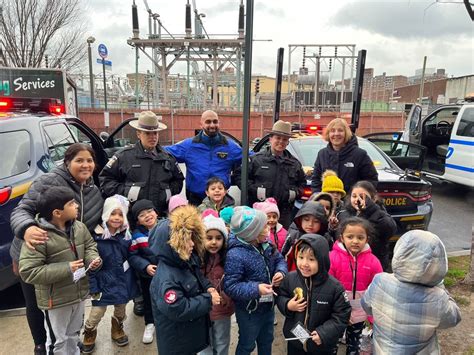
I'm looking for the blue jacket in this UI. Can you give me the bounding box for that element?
[150,217,213,355]
[223,235,287,314]
[128,225,158,278]
[165,132,242,198]
[89,228,138,306]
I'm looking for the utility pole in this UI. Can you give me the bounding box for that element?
[419,56,427,104]
[87,37,95,108]
[240,0,254,206]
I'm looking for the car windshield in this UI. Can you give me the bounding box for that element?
[288,136,392,169]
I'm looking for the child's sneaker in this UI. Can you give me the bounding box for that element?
[142,323,155,344]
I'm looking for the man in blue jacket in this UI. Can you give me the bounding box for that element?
[165,110,242,206]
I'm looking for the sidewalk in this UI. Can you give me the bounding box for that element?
[0,302,348,354]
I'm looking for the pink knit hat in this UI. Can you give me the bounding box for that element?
[252,197,280,218]
[168,195,188,213]
[202,209,219,219]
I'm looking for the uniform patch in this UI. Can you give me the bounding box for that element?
[164,290,178,304]
[344,162,354,168]
[106,156,118,168]
[217,152,228,159]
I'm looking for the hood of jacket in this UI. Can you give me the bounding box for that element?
[295,234,330,285]
[310,192,336,217]
[56,164,95,189]
[154,205,206,268]
[392,230,447,287]
[327,134,359,158]
[294,201,328,233]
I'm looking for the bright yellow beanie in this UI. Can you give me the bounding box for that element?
[321,171,346,197]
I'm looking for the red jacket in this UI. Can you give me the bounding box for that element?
[202,253,234,320]
[329,242,382,294]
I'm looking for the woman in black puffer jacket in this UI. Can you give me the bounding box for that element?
[10,143,103,355]
[311,118,378,194]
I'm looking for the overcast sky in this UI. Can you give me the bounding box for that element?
[82,0,473,80]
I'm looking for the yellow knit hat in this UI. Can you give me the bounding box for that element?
[321,170,346,197]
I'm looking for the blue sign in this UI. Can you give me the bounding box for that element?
[96,59,112,66]
[98,44,108,59]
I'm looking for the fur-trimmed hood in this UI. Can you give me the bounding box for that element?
[150,205,206,269]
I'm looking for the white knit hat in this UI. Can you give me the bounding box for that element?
[203,215,228,238]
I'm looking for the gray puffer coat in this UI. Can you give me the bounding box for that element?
[10,165,103,262]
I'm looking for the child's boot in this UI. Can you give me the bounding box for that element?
[111,316,129,346]
[82,326,97,353]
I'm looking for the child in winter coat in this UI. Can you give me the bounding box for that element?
[199,214,235,355]
[19,186,101,355]
[281,201,329,271]
[168,194,188,214]
[277,234,351,355]
[362,230,461,354]
[149,205,220,355]
[198,177,235,213]
[129,199,159,344]
[222,206,288,355]
[337,180,397,271]
[329,217,383,355]
[82,194,137,353]
[253,197,288,252]
[320,169,345,213]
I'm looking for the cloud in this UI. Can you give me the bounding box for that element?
[330,0,473,39]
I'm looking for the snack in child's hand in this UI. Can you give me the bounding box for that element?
[293,287,304,300]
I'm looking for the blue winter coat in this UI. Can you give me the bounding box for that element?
[223,235,288,314]
[150,219,213,355]
[88,228,138,306]
[165,132,242,198]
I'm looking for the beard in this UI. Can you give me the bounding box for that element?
[204,128,218,137]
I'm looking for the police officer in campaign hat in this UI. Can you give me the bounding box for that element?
[99,111,184,215]
[248,120,306,229]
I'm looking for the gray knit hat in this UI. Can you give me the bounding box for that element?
[220,206,267,242]
[203,215,228,238]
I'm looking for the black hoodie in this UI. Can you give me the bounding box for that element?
[281,201,330,259]
[276,234,351,354]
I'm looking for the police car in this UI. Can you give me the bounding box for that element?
[365,95,474,187]
[0,97,114,290]
[252,133,433,244]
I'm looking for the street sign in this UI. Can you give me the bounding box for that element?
[98,44,108,59]
[96,59,112,66]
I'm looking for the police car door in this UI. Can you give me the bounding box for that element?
[401,104,423,144]
[443,105,474,187]
[364,138,426,171]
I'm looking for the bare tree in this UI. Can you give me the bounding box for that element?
[0,0,87,71]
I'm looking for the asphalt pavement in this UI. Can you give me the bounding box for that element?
[428,181,473,253]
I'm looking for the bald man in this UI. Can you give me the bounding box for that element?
[165,110,242,205]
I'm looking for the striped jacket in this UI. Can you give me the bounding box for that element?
[129,225,158,277]
[361,230,461,354]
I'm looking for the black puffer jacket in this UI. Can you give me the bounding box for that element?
[248,147,306,210]
[99,142,184,214]
[277,234,351,354]
[311,136,378,193]
[10,165,103,262]
[337,198,397,271]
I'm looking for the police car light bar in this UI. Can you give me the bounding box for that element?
[0,97,64,114]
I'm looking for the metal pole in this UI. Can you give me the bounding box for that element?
[273,47,284,123]
[340,58,345,109]
[419,56,427,104]
[314,56,320,111]
[213,51,218,108]
[162,47,168,106]
[240,0,254,206]
[102,61,108,110]
[236,47,242,110]
[87,43,95,108]
[287,45,291,94]
[135,46,139,108]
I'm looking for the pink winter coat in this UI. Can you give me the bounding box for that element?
[329,242,383,292]
[268,223,287,252]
